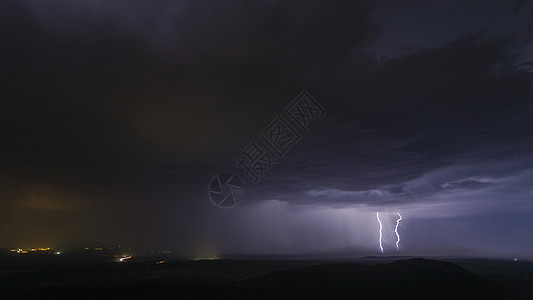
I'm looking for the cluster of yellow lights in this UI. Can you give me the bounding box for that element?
[10,247,53,254]
[84,246,125,251]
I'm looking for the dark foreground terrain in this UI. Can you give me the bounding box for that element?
[1,256,533,299]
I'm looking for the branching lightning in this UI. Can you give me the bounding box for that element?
[394,213,402,250]
[376,212,383,253]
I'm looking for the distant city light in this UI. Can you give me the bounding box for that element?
[119,256,132,262]
[192,256,218,261]
[9,247,53,254]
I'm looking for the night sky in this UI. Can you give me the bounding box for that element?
[1,0,533,259]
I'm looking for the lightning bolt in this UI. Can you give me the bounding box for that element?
[394,213,402,250]
[376,212,383,253]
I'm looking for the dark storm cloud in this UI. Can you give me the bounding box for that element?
[1,0,381,249]
[2,0,380,164]
[1,0,532,256]
[243,36,533,212]
[512,0,533,12]
[371,0,533,60]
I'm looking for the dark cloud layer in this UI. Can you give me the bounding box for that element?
[1,0,532,257]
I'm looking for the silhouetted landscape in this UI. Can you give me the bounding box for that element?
[2,255,533,299]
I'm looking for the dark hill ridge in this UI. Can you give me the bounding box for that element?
[237,258,495,299]
[3,257,531,299]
